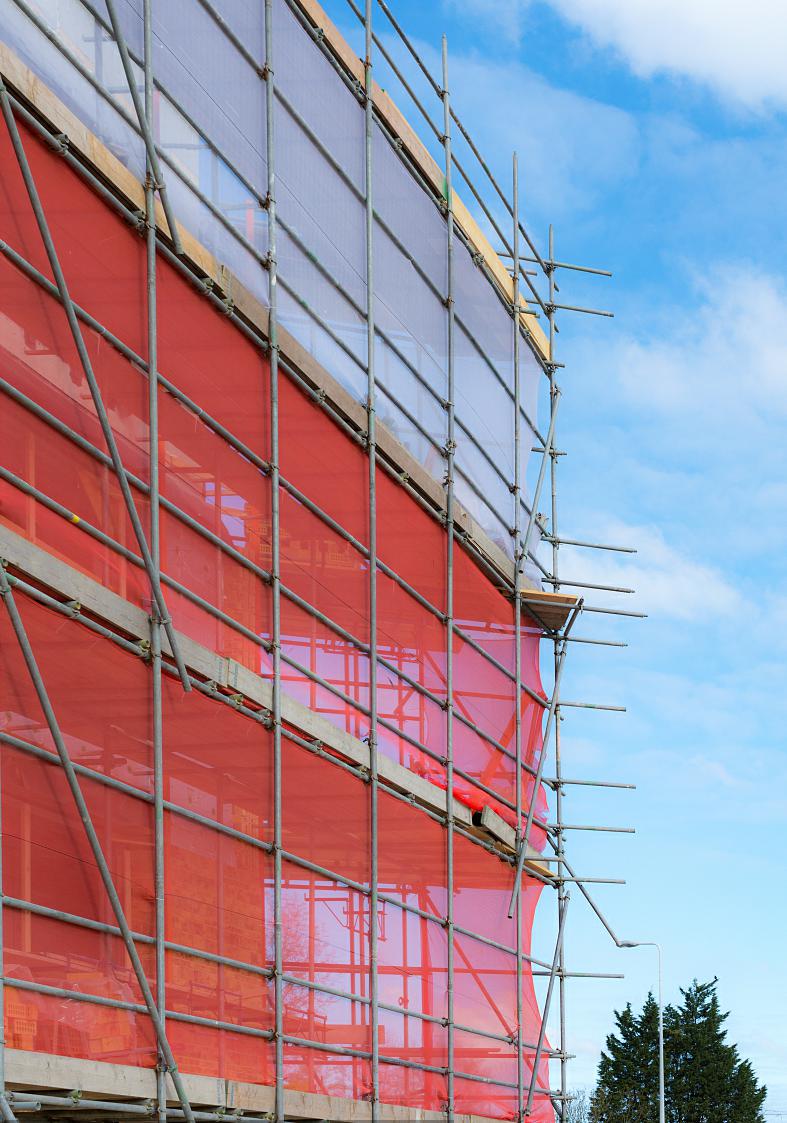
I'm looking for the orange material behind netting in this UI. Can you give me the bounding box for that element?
[0,114,552,1119]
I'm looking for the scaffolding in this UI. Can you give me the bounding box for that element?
[0,1,642,1120]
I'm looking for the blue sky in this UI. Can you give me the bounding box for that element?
[322,0,787,1112]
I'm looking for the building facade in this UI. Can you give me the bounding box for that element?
[0,2,618,1121]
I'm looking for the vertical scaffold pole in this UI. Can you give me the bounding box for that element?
[0,690,20,1123]
[526,894,570,1117]
[363,1,381,1116]
[511,151,525,1123]
[548,224,569,1116]
[0,716,4,1102]
[441,37,456,1123]
[263,5,284,1121]
[142,5,167,1121]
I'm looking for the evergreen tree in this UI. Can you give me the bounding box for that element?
[590,995,660,1122]
[666,980,766,1123]
[589,979,766,1123]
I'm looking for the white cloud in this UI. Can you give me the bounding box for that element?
[453,54,639,216]
[444,0,528,44]
[449,0,787,109]
[614,264,787,425]
[544,0,787,110]
[556,262,787,573]
[625,738,787,825]
[558,518,742,623]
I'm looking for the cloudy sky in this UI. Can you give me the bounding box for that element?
[320,0,787,1111]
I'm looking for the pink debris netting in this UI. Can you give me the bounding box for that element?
[0,114,553,1119]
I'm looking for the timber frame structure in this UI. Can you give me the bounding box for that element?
[0,1,642,1121]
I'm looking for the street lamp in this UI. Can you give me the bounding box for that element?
[619,940,665,1123]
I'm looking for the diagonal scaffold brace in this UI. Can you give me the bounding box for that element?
[0,563,196,1123]
[524,893,570,1118]
[0,80,191,694]
[508,599,583,919]
[0,1099,19,1123]
[520,386,561,569]
[103,0,184,257]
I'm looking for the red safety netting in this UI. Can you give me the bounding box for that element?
[0,114,549,832]
[1,594,552,1116]
[0,111,553,1119]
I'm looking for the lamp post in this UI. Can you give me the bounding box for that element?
[620,940,665,1123]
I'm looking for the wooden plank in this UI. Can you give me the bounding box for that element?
[4,1050,498,1123]
[4,1050,155,1099]
[521,588,577,630]
[479,805,554,881]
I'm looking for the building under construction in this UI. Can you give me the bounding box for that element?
[0,2,634,1121]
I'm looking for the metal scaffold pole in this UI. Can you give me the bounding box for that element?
[548,224,570,1119]
[526,895,570,1117]
[509,602,580,921]
[441,36,456,1123]
[263,4,284,1120]
[142,4,168,1120]
[363,0,381,1116]
[511,150,526,1123]
[0,701,19,1123]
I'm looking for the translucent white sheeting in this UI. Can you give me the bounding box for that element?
[150,1,266,201]
[2,0,546,570]
[1,0,145,179]
[372,121,448,459]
